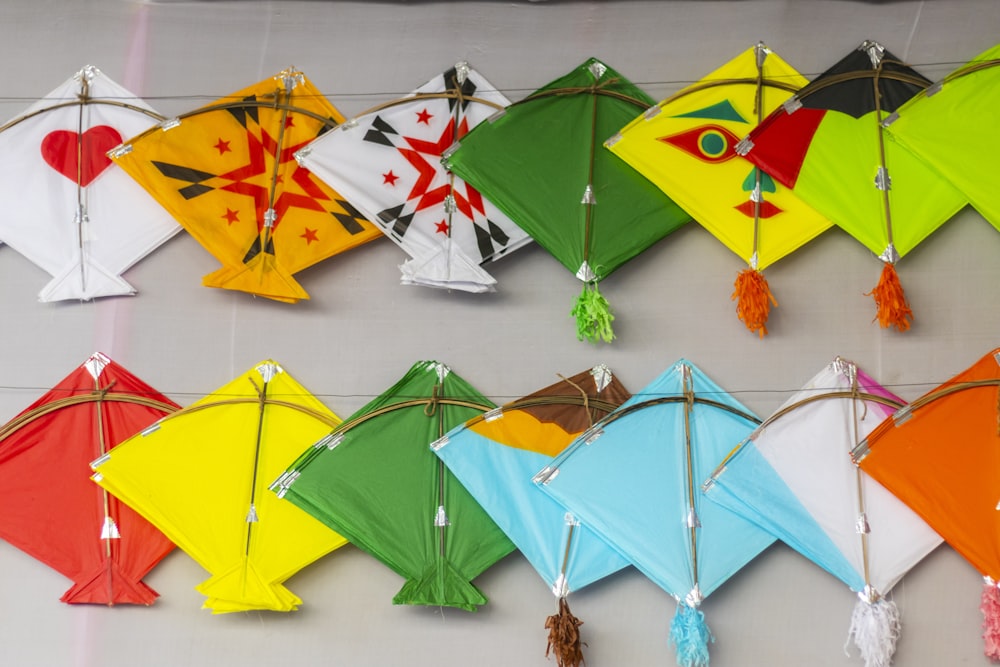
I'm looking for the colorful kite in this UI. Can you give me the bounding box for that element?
[535,361,773,667]
[431,365,631,667]
[703,358,941,667]
[91,360,347,613]
[110,68,382,303]
[0,352,178,605]
[738,41,967,331]
[295,62,530,293]
[607,43,832,337]
[443,58,692,343]
[272,361,515,612]
[852,348,1000,660]
[0,65,179,301]
[883,43,1000,230]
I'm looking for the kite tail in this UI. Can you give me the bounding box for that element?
[61,560,159,606]
[196,560,302,613]
[846,595,900,667]
[866,263,912,332]
[731,267,777,338]
[668,602,713,667]
[202,253,309,304]
[571,282,615,344]
[545,596,586,667]
[393,559,488,612]
[39,258,136,302]
[980,579,1000,660]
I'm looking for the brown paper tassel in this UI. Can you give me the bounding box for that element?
[732,268,778,338]
[545,597,586,667]
[866,263,912,332]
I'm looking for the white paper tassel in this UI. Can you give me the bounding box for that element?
[846,595,901,667]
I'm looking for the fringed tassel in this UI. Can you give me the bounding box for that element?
[846,596,901,667]
[866,263,912,332]
[545,596,586,667]
[571,282,615,344]
[980,580,1000,660]
[668,602,713,667]
[731,268,777,338]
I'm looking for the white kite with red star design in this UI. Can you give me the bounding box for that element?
[295,62,530,293]
[0,66,179,301]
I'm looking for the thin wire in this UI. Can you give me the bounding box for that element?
[0,59,973,107]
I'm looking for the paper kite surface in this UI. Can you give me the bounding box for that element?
[853,349,1000,658]
[741,41,966,262]
[706,359,939,597]
[609,44,831,272]
[296,62,530,293]
[0,66,179,301]
[111,69,382,303]
[855,349,1000,583]
[275,360,515,612]
[444,58,691,342]
[92,360,348,613]
[884,42,1000,231]
[433,365,632,596]
[0,352,178,605]
[704,359,941,667]
[536,360,774,667]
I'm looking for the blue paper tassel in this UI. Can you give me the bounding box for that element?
[668,603,714,667]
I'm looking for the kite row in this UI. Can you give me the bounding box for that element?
[4,349,1000,667]
[5,39,1000,341]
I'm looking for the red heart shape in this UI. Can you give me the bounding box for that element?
[40,125,123,187]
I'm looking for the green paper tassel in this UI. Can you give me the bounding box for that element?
[571,283,615,344]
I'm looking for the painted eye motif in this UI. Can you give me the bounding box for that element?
[657,124,742,163]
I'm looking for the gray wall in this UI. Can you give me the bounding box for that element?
[0,1,998,665]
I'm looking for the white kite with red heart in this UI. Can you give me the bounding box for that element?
[0,65,179,301]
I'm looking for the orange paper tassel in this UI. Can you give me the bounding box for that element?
[732,268,778,338]
[866,263,912,332]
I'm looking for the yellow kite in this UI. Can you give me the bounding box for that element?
[91,360,348,613]
[111,69,381,303]
[607,44,832,336]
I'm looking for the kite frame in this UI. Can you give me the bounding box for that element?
[698,363,906,602]
[0,376,179,604]
[851,377,1000,462]
[0,389,178,440]
[538,365,764,612]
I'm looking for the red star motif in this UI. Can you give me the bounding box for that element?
[221,208,240,225]
[284,115,295,129]
[215,126,331,232]
[213,138,232,155]
[415,108,433,125]
[434,220,449,234]
[396,121,463,213]
[383,170,399,186]
[300,227,319,244]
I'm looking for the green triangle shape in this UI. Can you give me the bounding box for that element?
[741,167,776,193]
[672,99,746,123]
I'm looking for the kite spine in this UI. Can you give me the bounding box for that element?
[732,42,778,338]
[867,51,912,332]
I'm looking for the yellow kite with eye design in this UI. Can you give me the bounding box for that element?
[608,44,832,336]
